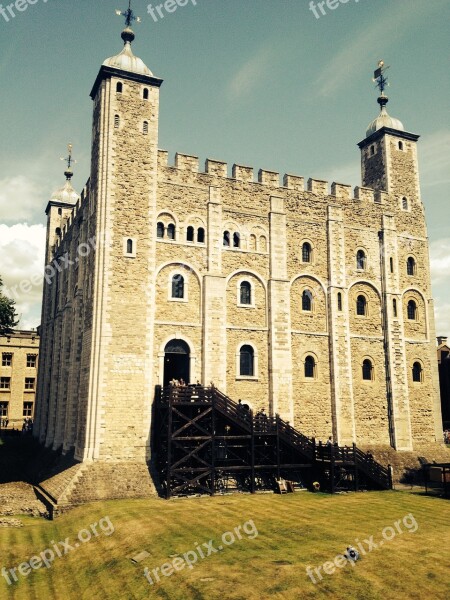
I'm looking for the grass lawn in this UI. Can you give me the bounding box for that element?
[0,490,449,600]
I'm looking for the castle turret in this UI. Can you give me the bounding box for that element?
[358,62,421,206]
[44,146,79,264]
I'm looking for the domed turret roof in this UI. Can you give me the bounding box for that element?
[51,175,79,205]
[366,105,405,138]
[103,27,153,77]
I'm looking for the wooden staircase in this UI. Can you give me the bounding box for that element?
[153,385,392,498]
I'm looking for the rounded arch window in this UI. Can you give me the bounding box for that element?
[126,239,133,254]
[167,223,176,240]
[114,114,120,128]
[164,339,190,355]
[259,236,267,253]
[407,299,417,321]
[402,197,409,210]
[304,355,316,378]
[116,82,123,93]
[197,228,205,244]
[356,295,367,316]
[157,222,165,238]
[171,274,185,299]
[240,345,254,377]
[398,141,404,151]
[55,227,61,237]
[223,231,230,247]
[143,88,149,100]
[407,257,416,276]
[233,232,241,248]
[302,290,312,312]
[412,362,423,383]
[302,242,312,263]
[356,250,367,270]
[362,359,373,381]
[186,226,194,242]
[143,121,149,135]
[240,281,252,305]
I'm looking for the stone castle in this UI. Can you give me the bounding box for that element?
[34,23,444,501]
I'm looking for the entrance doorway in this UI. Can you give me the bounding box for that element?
[164,339,190,387]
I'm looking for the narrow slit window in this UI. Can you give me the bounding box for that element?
[143,88,149,100]
[116,82,123,93]
[393,299,397,317]
[402,197,408,210]
[304,356,315,378]
[357,295,367,316]
[337,292,342,312]
[143,121,149,135]
[362,359,373,381]
[240,282,251,305]
[126,239,133,254]
[114,114,120,128]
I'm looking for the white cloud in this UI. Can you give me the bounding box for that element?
[0,223,46,330]
[0,175,47,224]
[227,45,275,101]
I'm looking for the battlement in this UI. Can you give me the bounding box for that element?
[157,151,395,205]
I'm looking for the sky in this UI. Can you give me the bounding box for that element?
[0,0,449,339]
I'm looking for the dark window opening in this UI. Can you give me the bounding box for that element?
[302,242,312,263]
[143,88,149,100]
[304,356,315,378]
[407,300,417,321]
[116,82,123,93]
[356,250,366,270]
[240,281,251,305]
[337,292,342,311]
[187,226,195,242]
[167,223,175,240]
[157,222,164,239]
[126,239,133,254]
[302,290,312,312]
[362,359,373,381]
[233,232,241,248]
[240,345,254,377]
[357,295,367,316]
[407,257,416,276]
[223,231,230,247]
[197,228,205,244]
[412,362,422,383]
[172,275,184,299]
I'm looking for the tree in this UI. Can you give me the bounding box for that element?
[0,276,18,335]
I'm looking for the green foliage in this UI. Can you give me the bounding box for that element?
[0,276,18,335]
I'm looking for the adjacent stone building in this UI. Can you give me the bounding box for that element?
[34,23,444,500]
[0,330,39,429]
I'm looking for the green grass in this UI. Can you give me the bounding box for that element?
[0,491,449,599]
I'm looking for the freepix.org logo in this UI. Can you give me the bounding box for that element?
[0,0,48,23]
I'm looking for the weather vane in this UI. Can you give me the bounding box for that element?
[61,143,76,170]
[60,144,76,179]
[373,60,390,95]
[115,0,141,28]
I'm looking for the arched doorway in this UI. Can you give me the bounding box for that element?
[164,339,190,386]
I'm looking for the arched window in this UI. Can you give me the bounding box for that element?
[167,224,175,240]
[393,299,398,317]
[412,362,423,383]
[240,345,254,377]
[370,145,375,156]
[304,356,315,378]
[197,228,205,244]
[223,231,230,247]
[172,275,184,299]
[58,208,62,216]
[398,141,403,151]
[356,295,367,316]
[157,222,164,239]
[390,257,394,273]
[143,88,149,100]
[402,197,408,210]
[302,242,311,263]
[362,359,373,381]
[302,290,312,312]
[114,114,120,128]
[55,227,61,237]
[407,300,417,321]
[126,239,133,254]
[407,257,416,276]
[249,234,256,251]
[259,236,267,253]
[116,82,123,93]
[186,226,194,242]
[233,232,241,248]
[356,250,366,270]
[240,281,251,305]
[143,121,149,135]
[337,292,342,311]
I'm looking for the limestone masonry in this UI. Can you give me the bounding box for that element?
[34,25,444,501]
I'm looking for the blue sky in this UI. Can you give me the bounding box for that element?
[0,0,449,338]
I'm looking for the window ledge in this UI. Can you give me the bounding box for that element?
[236,376,258,381]
[237,303,256,309]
